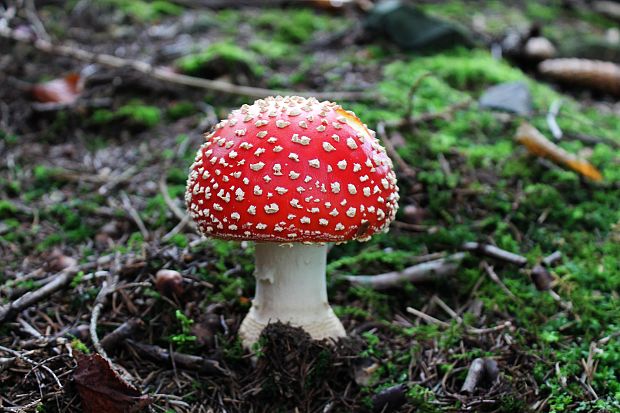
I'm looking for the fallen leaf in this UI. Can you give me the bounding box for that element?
[516,122,603,181]
[31,73,82,104]
[73,353,150,413]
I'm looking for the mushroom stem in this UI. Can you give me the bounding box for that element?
[239,242,345,348]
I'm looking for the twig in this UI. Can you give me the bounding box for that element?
[546,99,563,140]
[126,339,228,376]
[482,261,517,299]
[462,241,528,267]
[159,174,196,240]
[598,329,620,346]
[98,165,137,195]
[564,132,620,149]
[162,215,192,241]
[0,24,369,101]
[17,317,43,338]
[120,191,149,240]
[100,318,143,353]
[90,273,120,360]
[405,307,449,328]
[406,307,512,335]
[158,176,186,222]
[542,250,562,267]
[384,99,472,128]
[460,358,485,394]
[376,121,417,179]
[0,345,63,390]
[23,0,50,41]
[460,358,499,394]
[403,72,432,123]
[0,264,94,323]
[431,295,462,323]
[466,321,512,335]
[391,220,430,232]
[340,253,465,290]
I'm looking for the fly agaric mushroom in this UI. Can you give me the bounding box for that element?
[185,96,399,347]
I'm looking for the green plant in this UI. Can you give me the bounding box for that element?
[71,338,90,354]
[169,310,197,347]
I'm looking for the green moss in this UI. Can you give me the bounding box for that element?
[71,338,90,354]
[254,8,346,44]
[249,39,295,61]
[175,42,265,77]
[0,130,18,145]
[97,0,183,22]
[91,100,161,128]
[407,384,441,413]
[167,102,197,120]
[0,200,17,218]
[117,101,161,127]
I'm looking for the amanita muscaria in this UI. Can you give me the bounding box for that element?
[186,96,399,347]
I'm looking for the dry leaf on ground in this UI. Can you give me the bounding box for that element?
[73,353,150,413]
[31,73,82,104]
[515,122,603,181]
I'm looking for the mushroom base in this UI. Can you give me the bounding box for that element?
[239,242,346,348]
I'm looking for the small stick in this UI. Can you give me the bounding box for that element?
[460,358,485,394]
[466,321,512,335]
[542,251,562,267]
[90,274,120,359]
[406,307,511,335]
[391,220,429,232]
[462,242,527,267]
[0,264,94,323]
[482,261,517,299]
[120,191,149,240]
[162,215,192,241]
[126,339,227,376]
[406,307,450,327]
[100,318,143,352]
[0,24,368,101]
[384,99,472,128]
[564,132,620,149]
[431,296,462,323]
[376,122,417,179]
[341,253,465,290]
[546,99,563,140]
[0,345,63,389]
[158,176,186,222]
[461,358,500,394]
[403,72,432,122]
[17,317,43,338]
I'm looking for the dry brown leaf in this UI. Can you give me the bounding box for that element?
[73,353,150,413]
[31,73,82,104]
[516,122,603,181]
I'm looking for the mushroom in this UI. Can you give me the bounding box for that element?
[185,96,399,347]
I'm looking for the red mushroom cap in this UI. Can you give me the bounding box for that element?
[185,96,399,243]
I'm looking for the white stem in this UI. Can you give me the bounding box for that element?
[238,242,345,347]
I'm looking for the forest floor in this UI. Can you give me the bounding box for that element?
[1,1,619,412]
